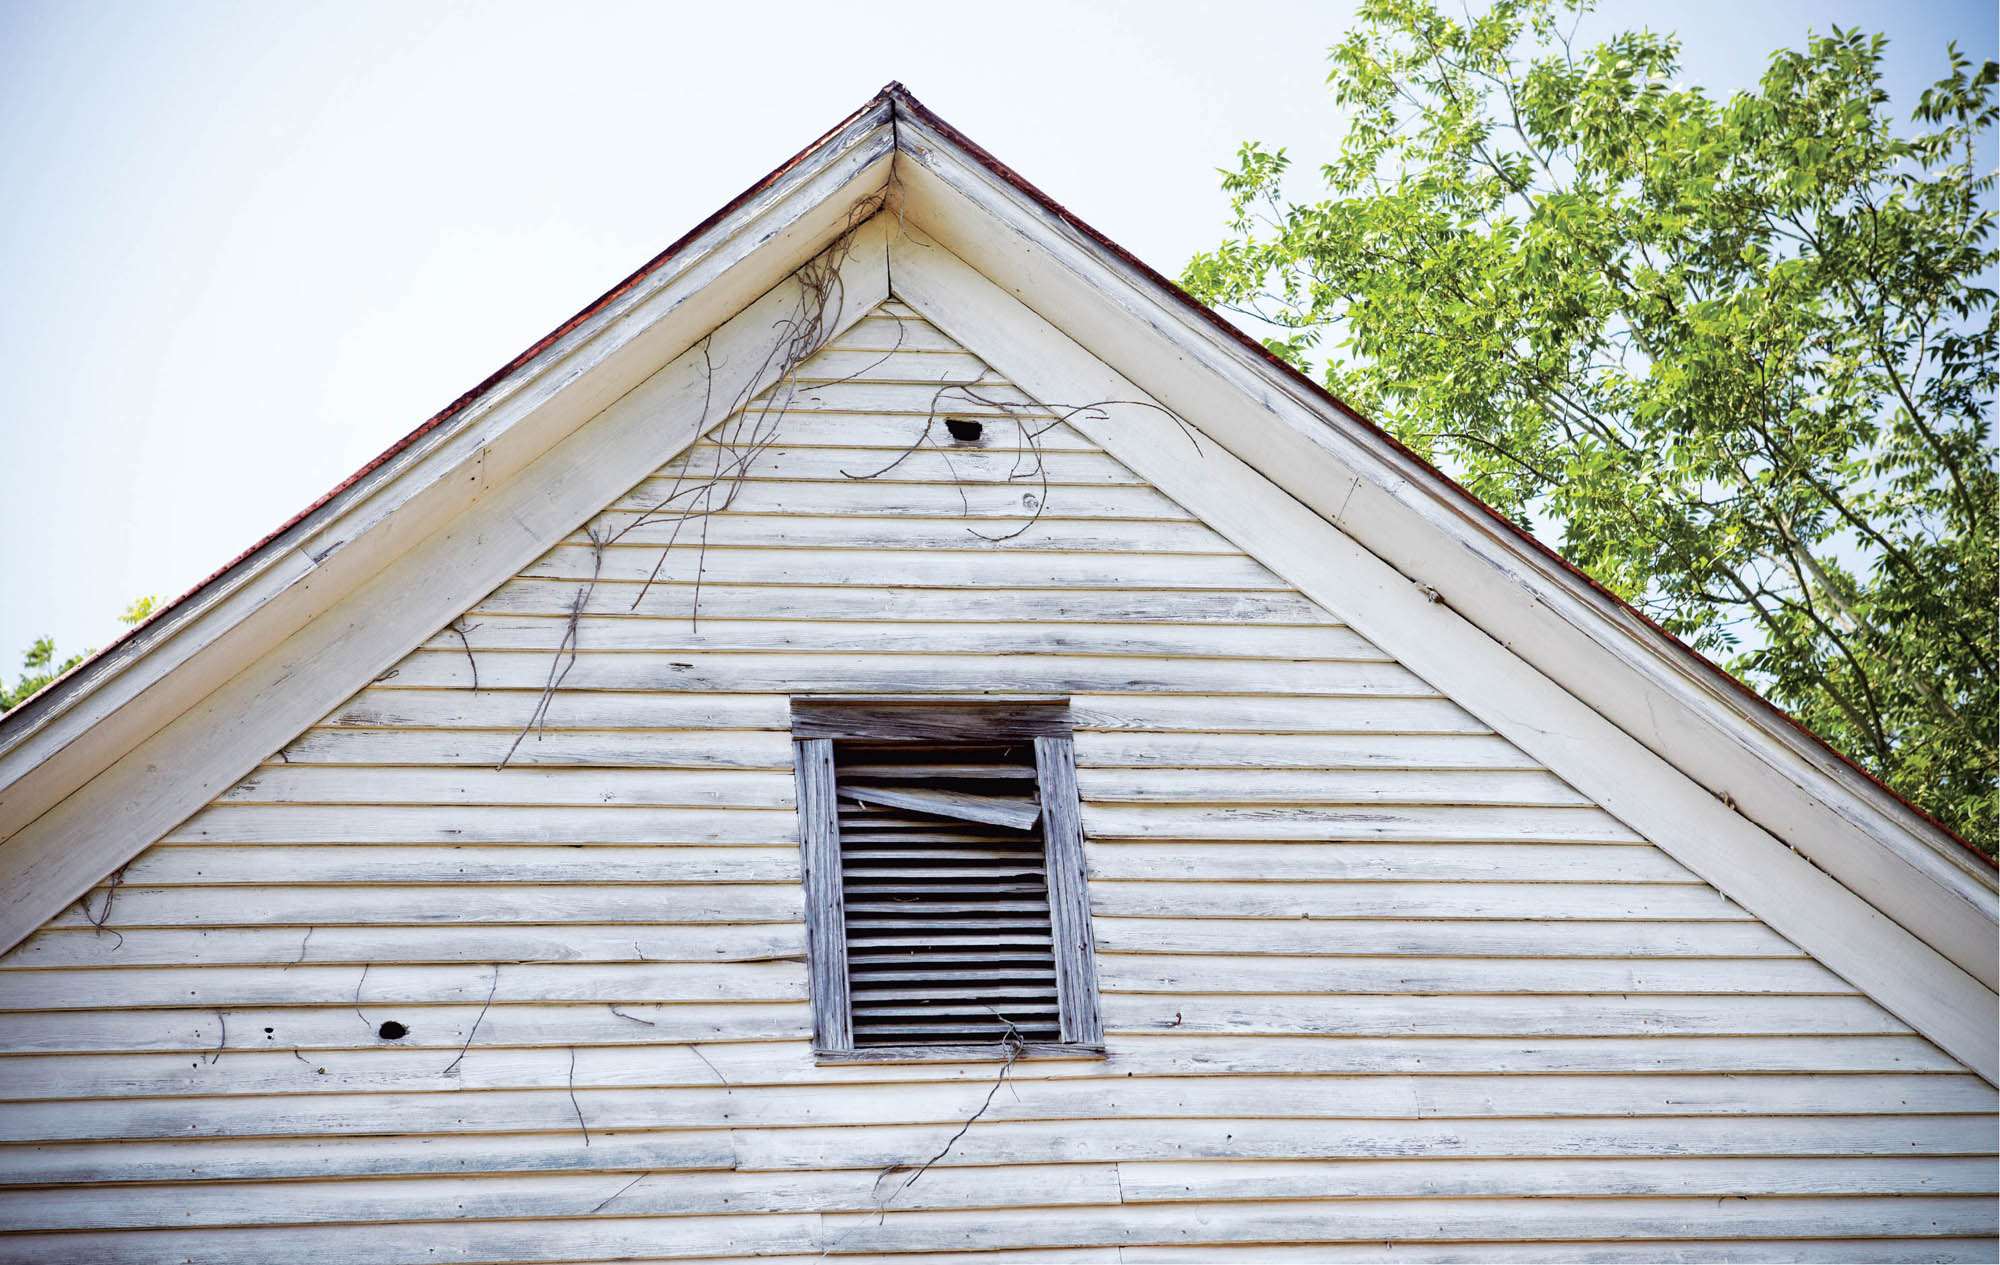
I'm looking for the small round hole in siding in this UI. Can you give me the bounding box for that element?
[944,418,983,442]
[377,1021,409,1041]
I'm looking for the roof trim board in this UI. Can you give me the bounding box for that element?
[887,218,1997,1084]
[0,85,1990,1079]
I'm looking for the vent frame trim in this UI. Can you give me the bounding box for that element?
[791,699,1104,1061]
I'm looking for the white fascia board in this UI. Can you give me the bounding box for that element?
[0,103,895,850]
[885,220,1999,1085]
[890,113,2000,993]
[0,190,896,951]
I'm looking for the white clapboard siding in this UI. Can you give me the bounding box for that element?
[215,767,797,807]
[15,1154,1953,1233]
[118,844,802,886]
[648,444,1148,486]
[1116,1244,2000,1264]
[267,727,795,767]
[1076,730,1539,768]
[0,1128,738,1185]
[0,299,1989,1263]
[160,805,802,844]
[0,993,1922,1058]
[476,583,1337,622]
[370,651,1429,695]
[40,883,804,927]
[423,619,1380,658]
[0,1001,814,1055]
[566,512,1245,554]
[1090,954,1853,995]
[727,1114,1996,1168]
[0,960,813,1010]
[1081,841,1691,881]
[602,477,1193,520]
[1090,916,1805,957]
[817,1198,2000,1254]
[12,1073,1990,1145]
[0,1032,1973,1102]
[0,1034,1972,1104]
[0,923,808,968]
[0,1164,1130,1230]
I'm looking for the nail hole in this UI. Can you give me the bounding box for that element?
[945,418,983,442]
[377,1021,408,1040]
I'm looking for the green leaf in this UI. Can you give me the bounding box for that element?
[1183,0,1999,851]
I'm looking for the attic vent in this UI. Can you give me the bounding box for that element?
[791,700,1102,1059]
[836,741,1059,1046]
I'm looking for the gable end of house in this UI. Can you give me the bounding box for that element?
[0,84,1991,1088]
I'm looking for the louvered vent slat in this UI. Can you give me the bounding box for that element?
[834,741,1061,1046]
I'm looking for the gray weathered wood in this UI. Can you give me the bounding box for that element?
[840,784,1040,830]
[1037,736,1103,1046]
[793,739,850,1053]
[793,705,1089,1053]
[814,1042,1104,1063]
[791,700,1072,741]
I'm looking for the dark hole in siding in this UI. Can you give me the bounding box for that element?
[945,418,983,442]
[377,1021,409,1040]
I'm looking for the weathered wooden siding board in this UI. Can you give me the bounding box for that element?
[39,883,804,926]
[0,924,809,968]
[0,1035,1969,1101]
[815,1198,2000,1253]
[477,584,1339,622]
[0,300,1988,1260]
[2,917,1812,969]
[423,620,1377,658]
[1109,1156,2000,1200]
[1117,1244,2000,1264]
[599,478,1196,520]
[6,1071,1992,1143]
[726,1114,1998,1168]
[0,993,1926,1058]
[0,1163,1990,1229]
[0,1164,1131,1229]
[514,546,1280,588]
[367,651,1432,695]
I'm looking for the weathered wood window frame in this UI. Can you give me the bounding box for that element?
[791,698,1103,1061]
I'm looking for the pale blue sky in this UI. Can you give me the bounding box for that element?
[1,0,1992,664]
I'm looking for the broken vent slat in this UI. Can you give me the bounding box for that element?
[835,740,1061,1049]
[840,784,1041,831]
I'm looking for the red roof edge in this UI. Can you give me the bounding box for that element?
[876,83,1988,867]
[2,85,898,742]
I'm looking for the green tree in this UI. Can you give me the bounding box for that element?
[1,596,161,714]
[1184,0,1998,851]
